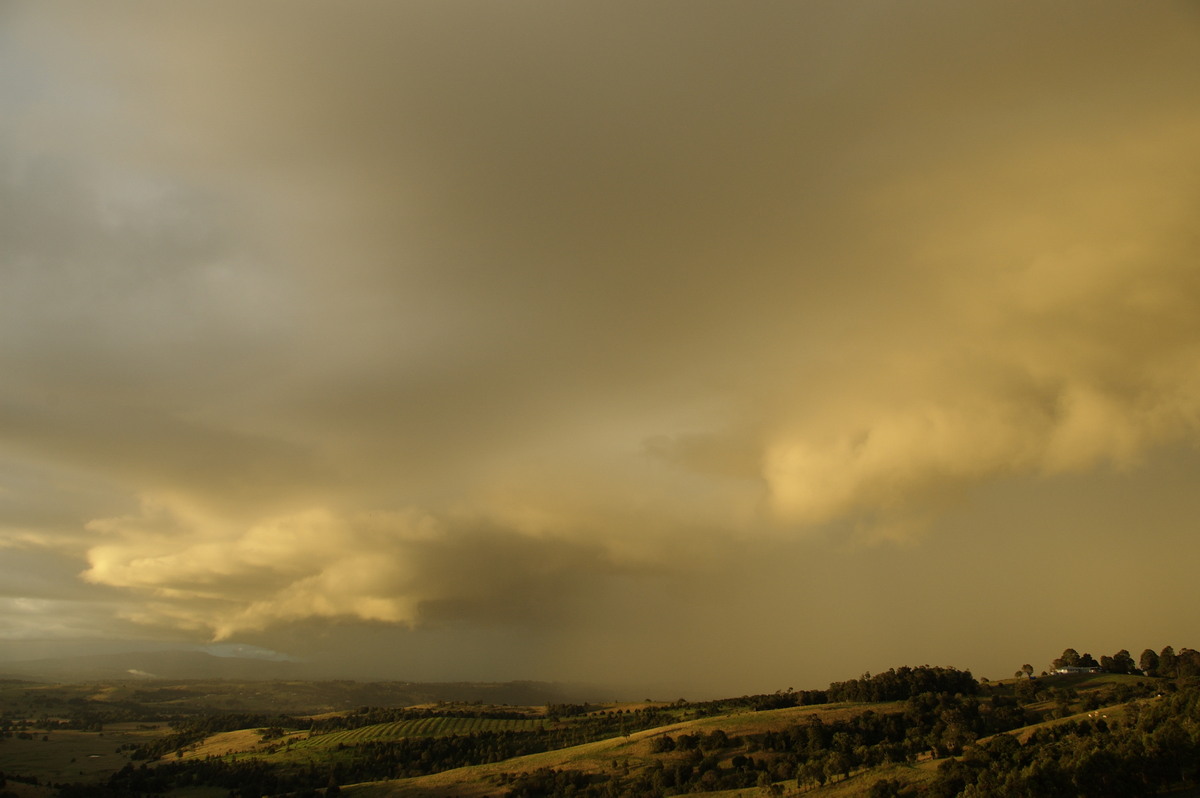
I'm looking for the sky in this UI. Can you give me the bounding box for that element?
[2,0,1200,697]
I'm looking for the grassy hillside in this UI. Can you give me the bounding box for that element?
[2,659,1197,797]
[333,673,1166,797]
[341,703,894,798]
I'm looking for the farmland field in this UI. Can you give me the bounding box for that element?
[0,723,168,784]
[294,716,544,749]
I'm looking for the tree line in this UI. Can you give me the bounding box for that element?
[1039,645,1200,677]
[827,666,978,703]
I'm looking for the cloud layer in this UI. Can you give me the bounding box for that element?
[3,0,1200,689]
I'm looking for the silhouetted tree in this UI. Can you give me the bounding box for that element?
[1178,648,1200,679]
[1160,646,1178,678]
[869,778,903,797]
[1099,649,1134,674]
[1053,648,1081,669]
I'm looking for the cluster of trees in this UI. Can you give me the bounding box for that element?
[657,729,737,751]
[827,666,978,703]
[1050,649,1107,671]
[67,759,316,798]
[502,768,604,798]
[503,751,772,796]
[683,689,829,713]
[545,703,601,718]
[1,705,146,735]
[0,772,40,789]
[1135,646,1200,678]
[1,717,104,735]
[746,689,829,711]
[1044,645,1200,677]
[928,683,1200,797]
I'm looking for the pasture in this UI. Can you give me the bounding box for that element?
[0,723,166,784]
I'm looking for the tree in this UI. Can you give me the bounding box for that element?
[825,751,852,782]
[1178,648,1200,679]
[869,778,903,798]
[1078,652,1099,668]
[798,759,826,789]
[1022,663,1034,677]
[1053,648,1081,669]
[1140,648,1159,676]
[1159,646,1178,678]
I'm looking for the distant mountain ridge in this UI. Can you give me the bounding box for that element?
[0,648,306,682]
[0,649,608,708]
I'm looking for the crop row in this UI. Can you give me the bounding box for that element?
[294,717,543,749]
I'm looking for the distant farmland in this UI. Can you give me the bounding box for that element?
[295,716,544,749]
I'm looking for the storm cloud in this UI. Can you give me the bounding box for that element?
[3,1,1200,692]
